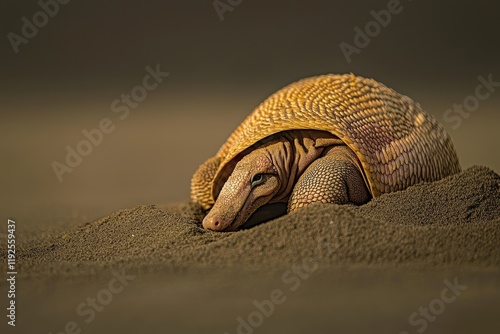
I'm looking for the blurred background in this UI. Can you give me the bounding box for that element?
[1,0,499,231]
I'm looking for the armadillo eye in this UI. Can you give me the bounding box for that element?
[251,173,264,187]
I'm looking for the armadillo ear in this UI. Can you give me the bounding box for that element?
[314,136,344,148]
[190,156,221,210]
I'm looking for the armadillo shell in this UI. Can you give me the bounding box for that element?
[212,74,461,201]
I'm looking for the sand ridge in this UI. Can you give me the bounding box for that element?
[17,166,500,278]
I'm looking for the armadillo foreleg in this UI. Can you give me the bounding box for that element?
[288,146,370,211]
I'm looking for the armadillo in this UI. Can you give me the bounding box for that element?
[191,74,461,231]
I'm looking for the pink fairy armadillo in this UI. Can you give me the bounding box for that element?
[191,74,461,231]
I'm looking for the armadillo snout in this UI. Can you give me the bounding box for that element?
[202,216,225,231]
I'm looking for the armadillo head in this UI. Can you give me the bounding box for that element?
[202,147,280,232]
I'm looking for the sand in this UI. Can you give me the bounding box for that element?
[18,166,499,276]
[9,166,500,334]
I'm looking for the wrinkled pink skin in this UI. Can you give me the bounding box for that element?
[202,133,333,231]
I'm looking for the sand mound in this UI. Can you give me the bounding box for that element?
[18,166,500,277]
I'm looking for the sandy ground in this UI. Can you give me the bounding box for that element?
[4,163,500,333]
